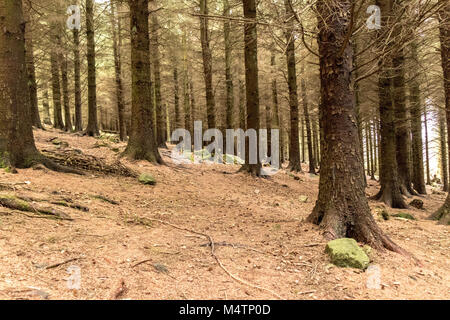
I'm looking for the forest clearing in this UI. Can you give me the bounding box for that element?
[0,0,449,302]
[0,128,448,300]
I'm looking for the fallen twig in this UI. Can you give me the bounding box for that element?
[45,257,82,270]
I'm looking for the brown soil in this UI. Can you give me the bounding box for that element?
[0,128,448,300]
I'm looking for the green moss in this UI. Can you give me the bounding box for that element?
[0,194,31,211]
[392,212,416,220]
[138,173,156,185]
[325,238,370,270]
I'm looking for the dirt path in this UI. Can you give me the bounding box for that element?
[0,129,448,300]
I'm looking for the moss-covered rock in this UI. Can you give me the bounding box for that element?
[392,212,416,220]
[298,195,308,203]
[138,173,156,185]
[325,238,370,270]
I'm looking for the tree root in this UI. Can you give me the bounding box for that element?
[42,149,137,177]
[0,194,72,221]
[124,209,283,299]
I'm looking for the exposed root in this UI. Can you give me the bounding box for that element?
[125,210,283,299]
[0,194,72,221]
[42,149,137,177]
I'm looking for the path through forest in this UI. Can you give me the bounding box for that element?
[0,129,448,299]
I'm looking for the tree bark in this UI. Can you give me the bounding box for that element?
[224,0,234,152]
[50,48,64,130]
[239,0,261,175]
[199,0,216,129]
[123,0,161,163]
[408,41,426,194]
[23,2,42,129]
[150,0,166,147]
[307,0,404,253]
[300,64,315,173]
[60,50,72,132]
[85,0,99,136]
[374,0,407,208]
[432,0,450,225]
[110,1,127,141]
[284,0,301,172]
[73,28,83,132]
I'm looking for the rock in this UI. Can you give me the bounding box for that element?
[325,238,370,270]
[298,195,308,203]
[392,212,416,220]
[409,199,424,210]
[138,173,156,185]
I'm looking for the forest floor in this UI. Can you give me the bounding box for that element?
[0,128,448,300]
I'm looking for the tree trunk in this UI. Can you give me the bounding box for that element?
[307,0,404,253]
[85,0,99,136]
[392,37,415,195]
[42,84,52,126]
[271,53,280,161]
[432,0,450,225]
[0,0,77,175]
[60,51,72,132]
[23,2,42,129]
[239,0,261,175]
[50,48,64,130]
[424,107,431,185]
[238,78,246,131]
[199,0,216,129]
[408,41,426,194]
[374,0,407,208]
[73,28,83,132]
[173,66,181,129]
[110,1,127,141]
[150,0,166,147]
[284,0,301,172]
[300,64,315,173]
[123,0,161,163]
[224,0,234,152]
[439,109,448,191]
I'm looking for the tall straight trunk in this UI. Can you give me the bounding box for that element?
[408,41,426,194]
[110,1,127,141]
[173,66,181,128]
[432,0,450,224]
[224,0,234,152]
[439,109,448,191]
[271,53,281,162]
[85,0,99,136]
[300,64,315,173]
[182,32,191,137]
[366,123,371,176]
[150,0,166,147]
[23,3,42,129]
[374,0,407,208]
[60,51,72,131]
[392,25,415,195]
[307,0,403,253]
[0,0,39,167]
[199,0,216,129]
[42,84,52,125]
[238,78,246,130]
[50,48,64,129]
[240,0,261,175]
[368,121,375,179]
[301,117,305,163]
[73,28,83,131]
[353,39,366,185]
[423,108,431,185]
[284,0,301,172]
[190,79,196,137]
[123,0,161,163]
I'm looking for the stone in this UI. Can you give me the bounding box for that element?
[138,173,156,185]
[325,238,370,270]
[299,195,309,203]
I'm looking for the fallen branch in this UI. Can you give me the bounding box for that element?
[45,257,82,270]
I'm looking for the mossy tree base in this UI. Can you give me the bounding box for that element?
[431,200,450,225]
